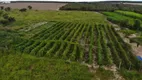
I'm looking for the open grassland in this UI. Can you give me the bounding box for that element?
[0,54,93,80]
[0,53,118,80]
[7,10,107,30]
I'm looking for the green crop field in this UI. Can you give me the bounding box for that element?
[13,21,140,70]
[103,11,142,30]
[103,12,135,25]
[115,10,142,20]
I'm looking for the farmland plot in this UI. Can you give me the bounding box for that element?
[15,22,140,70]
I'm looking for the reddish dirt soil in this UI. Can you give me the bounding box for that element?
[134,46,142,57]
[0,3,67,10]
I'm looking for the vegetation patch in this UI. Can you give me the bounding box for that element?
[8,10,107,30]
[103,11,142,30]
[0,54,93,80]
[13,22,141,70]
[60,3,142,13]
[120,69,142,80]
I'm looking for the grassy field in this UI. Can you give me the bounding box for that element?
[7,10,107,30]
[0,54,93,80]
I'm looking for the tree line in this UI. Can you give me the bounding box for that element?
[60,3,142,14]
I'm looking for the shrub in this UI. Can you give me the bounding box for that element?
[133,19,141,30]
[28,5,32,10]
[5,7,11,11]
[19,8,27,12]
[0,6,4,10]
[0,19,9,25]
[8,17,16,22]
[3,14,9,19]
[120,19,129,27]
[0,11,3,16]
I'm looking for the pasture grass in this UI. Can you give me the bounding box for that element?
[8,10,107,30]
[0,53,93,80]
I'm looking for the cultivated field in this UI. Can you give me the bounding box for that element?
[0,3,67,10]
[1,2,142,80]
[13,21,139,70]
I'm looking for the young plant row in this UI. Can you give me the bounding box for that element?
[15,22,141,70]
[16,40,84,61]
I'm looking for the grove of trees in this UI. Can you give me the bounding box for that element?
[60,3,142,14]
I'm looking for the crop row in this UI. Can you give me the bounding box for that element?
[103,12,142,30]
[15,22,140,70]
[115,10,142,20]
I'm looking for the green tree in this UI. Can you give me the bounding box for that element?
[19,8,27,12]
[28,5,32,10]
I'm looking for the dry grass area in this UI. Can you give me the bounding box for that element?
[0,3,67,10]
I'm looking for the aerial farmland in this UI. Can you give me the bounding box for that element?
[0,1,142,80]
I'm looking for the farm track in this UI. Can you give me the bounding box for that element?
[15,21,140,70]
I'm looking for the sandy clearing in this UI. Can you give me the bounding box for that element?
[133,46,142,57]
[0,3,67,10]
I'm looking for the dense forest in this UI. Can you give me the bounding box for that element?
[60,2,142,13]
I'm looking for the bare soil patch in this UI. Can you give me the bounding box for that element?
[0,3,67,10]
[133,46,142,57]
